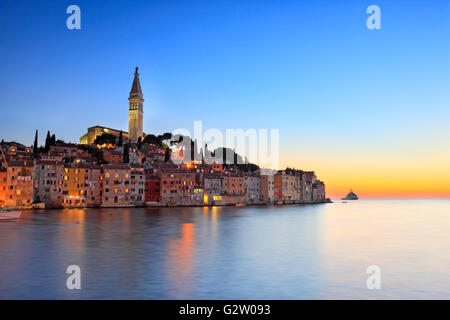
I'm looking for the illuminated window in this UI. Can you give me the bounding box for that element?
[106,173,110,178]
[114,188,118,193]
[213,196,222,201]
[115,174,119,178]
[125,188,129,193]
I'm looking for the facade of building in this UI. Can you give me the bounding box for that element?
[84,165,102,207]
[102,164,132,207]
[159,169,199,206]
[244,175,261,203]
[63,164,87,207]
[4,161,34,207]
[103,149,124,164]
[0,167,6,206]
[79,126,129,145]
[130,165,145,206]
[302,171,316,202]
[128,67,144,143]
[34,160,64,208]
[203,173,224,205]
[145,173,161,203]
[223,173,245,205]
[260,174,275,204]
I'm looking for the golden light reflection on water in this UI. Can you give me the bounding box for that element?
[167,222,196,298]
[58,209,86,253]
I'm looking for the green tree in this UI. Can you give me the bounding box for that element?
[50,134,56,146]
[94,133,116,146]
[123,143,130,163]
[33,129,38,155]
[118,131,123,147]
[164,147,170,162]
[44,131,51,152]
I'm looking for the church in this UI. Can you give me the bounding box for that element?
[79,67,144,145]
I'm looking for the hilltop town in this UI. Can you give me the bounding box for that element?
[0,68,329,209]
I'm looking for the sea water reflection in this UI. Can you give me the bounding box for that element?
[0,200,450,299]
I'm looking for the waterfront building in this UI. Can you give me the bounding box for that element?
[128,67,144,143]
[63,164,87,207]
[34,160,64,208]
[130,165,145,206]
[313,180,326,201]
[302,171,316,202]
[260,174,275,204]
[274,170,296,203]
[223,173,245,205]
[159,168,198,206]
[244,174,261,204]
[84,165,103,207]
[0,167,6,206]
[101,164,131,207]
[144,173,161,203]
[203,173,224,205]
[4,160,34,207]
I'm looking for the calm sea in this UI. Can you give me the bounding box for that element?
[1,199,449,299]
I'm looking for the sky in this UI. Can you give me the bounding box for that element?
[0,0,449,198]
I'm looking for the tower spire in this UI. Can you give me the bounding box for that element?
[130,66,142,96]
[128,67,144,142]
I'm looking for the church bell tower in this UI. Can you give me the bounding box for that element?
[128,67,144,143]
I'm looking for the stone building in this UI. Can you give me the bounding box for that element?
[244,174,261,204]
[4,160,34,207]
[302,171,316,202]
[62,164,87,207]
[102,164,132,207]
[223,173,245,205]
[0,167,6,206]
[84,165,102,207]
[159,168,199,206]
[34,160,64,208]
[145,172,161,203]
[130,165,145,206]
[203,173,224,205]
[79,126,128,145]
[260,174,275,204]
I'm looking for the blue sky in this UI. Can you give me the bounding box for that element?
[0,0,449,196]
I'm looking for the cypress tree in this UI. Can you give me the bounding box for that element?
[123,143,129,163]
[33,129,38,155]
[164,147,170,162]
[44,131,51,153]
[50,134,56,146]
[118,131,123,147]
[137,137,142,149]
